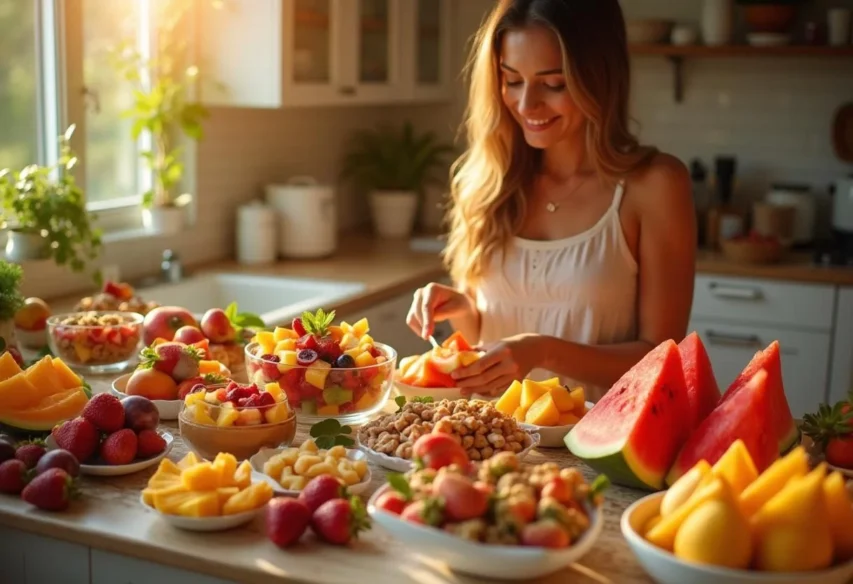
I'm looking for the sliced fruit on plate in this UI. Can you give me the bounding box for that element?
[677,332,720,430]
[564,339,691,491]
[397,332,481,388]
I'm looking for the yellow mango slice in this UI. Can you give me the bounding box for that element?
[751,463,827,534]
[711,439,758,496]
[495,380,522,416]
[538,377,562,388]
[645,476,731,552]
[549,387,576,413]
[176,492,221,518]
[0,352,22,382]
[568,387,585,411]
[233,461,253,490]
[181,462,221,491]
[823,471,853,561]
[177,451,202,470]
[222,481,273,515]
[738,445,809,518]
[557,412,580,426]
[351,318,370,338]
[512,406,527,422]
[660,459,712,518]
[520,379,549,410]
[674,497,753,570]
[525,392,560,426]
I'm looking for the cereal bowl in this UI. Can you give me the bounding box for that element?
[47,311,142,374]
[245,341,396,426]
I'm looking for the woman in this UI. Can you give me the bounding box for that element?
[406,0,696,402]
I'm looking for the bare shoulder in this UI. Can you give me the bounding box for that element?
[624,153,693,218]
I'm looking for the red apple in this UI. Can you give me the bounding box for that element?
[173,326,206,345]
[142,306,198,346]
[201,308,236,343]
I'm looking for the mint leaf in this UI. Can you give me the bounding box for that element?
[225,302,238,320]
[387,472,413,500]
[234,313,265,329]
[395,395,407,412]
[335,435,355,447]
[590,474,610,501]
[340,425,352,435]
[315,435,334,450]
[310,418,342,438]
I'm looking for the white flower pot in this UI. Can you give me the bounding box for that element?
[369,190,418,239]
[143,206,185,235]
[4,230,48,262]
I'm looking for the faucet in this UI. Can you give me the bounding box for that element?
[161,249,183,283]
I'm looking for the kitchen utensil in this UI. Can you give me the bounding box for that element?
[428,335,440,349]
[766,184,816,245]
[265,176,337,259]
[752,202,795,246]
[236,200,277,265]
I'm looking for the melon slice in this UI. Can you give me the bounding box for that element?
[51,357,84,391]
[0,387,88,431]
[677,332,720,428]
[0,373,42,410]
[666,368,778,486]
[719,341,798,453]
[25,356,64,396]
[564,340,691,491]
[0,351,23,381]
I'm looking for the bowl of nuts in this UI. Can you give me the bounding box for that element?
[356,398,540,472]
[47,311,143,374]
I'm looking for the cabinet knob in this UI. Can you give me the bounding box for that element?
[708,282,763,300]
[338,86,356,95]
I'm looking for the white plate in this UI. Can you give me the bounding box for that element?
[393,379,497,402]
[357,431,541,472]
[368,483,603,580]
[46,431,174,476]
[519,401,595,448]
[111,373,183,420]
[248,446,371,496]
[622,491,853,584]
[139,493,262,532]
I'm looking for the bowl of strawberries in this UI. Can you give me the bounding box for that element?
[245,309,397,426]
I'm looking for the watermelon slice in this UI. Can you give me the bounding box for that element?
[666,368,778,486]
[720,341,798,453]
[677,332,720,429]
[564,340,691,491]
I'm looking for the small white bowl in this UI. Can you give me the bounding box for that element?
[622,492,853,584]
[367,483,603,580]
[139,492,262,532]
[393,379,496,402]
[519,401,594,448]
[46,431,174,477]
[111,373,182,420]
[248,446,372,496]
[357,431,541,472]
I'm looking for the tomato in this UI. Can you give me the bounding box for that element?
[826,435,853,469]
[412,433,469,471]
[433,472,488,522]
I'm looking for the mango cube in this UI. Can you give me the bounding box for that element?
[181,462,221,491]
[520,380,549,410]
[351,318,370,338]
[222,482,273,515]
[273,327,298,342]
[274,339,297,353]
[525,392,560,426]
[254,331,276,354]
[354,351,376,368]
[549,387,576,413]
[305,360,332,389]
[264,382,284,402]
[495,380,523,416]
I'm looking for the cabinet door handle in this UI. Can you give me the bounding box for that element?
[708,283,763,300]
[705,330,762,348]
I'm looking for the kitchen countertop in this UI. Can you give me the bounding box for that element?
[0,377,655,584]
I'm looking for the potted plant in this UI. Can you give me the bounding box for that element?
[735,0,804,34]
[0,125,103,278]
[110,0,209,234]
[340,121,455,239]
[0,260,24,360]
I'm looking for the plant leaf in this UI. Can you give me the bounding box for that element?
[387,472,413,500]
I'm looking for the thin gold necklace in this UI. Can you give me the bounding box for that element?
[544,175,592,213]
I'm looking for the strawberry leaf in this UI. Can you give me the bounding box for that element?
[386,472,413,501]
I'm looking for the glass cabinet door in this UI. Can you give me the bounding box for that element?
[409,0,452,100]
[291,0,333,84]
[349,0,401,100]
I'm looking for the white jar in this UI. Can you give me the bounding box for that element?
[236,201,278,265]
[702,0,733,46]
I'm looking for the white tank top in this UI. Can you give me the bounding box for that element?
[474,181,638,402]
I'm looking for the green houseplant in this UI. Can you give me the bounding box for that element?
[0,260,24,361]
[0,125,103,279]
[340,121,455,239]
[110,0,210,234]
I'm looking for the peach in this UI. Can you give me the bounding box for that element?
[14,298,51,331]
[201,308,236,343]
[143,306,198,346]
[173,326,206,345]
[125,367,179,401]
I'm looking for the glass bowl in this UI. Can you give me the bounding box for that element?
[178,384,297,461]
[244,341,397,426]
[46,311,143,374]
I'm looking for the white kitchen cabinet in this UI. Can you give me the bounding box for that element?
[0,525,26,584]
[91,549,236,584]
[197,0,455,108]
[830,286,853,404]
[0,526,90,584]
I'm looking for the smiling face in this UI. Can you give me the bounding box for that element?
[499,25,586,150]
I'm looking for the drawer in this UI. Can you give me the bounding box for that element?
[690,318,831,418]
[692,275,836,331]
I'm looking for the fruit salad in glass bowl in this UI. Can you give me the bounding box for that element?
[47,311,143,374]
[179,380,297,460]
[245,309,397,425]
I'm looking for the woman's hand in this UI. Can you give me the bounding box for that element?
[407,282,475,339]
[452,334,541,397]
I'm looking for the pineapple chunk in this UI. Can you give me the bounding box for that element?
[222,482,273,515]
[212,453,238,486]
[191,403,217,426]
[495,380,523,416]
[216,486,240,506]
[273,326,298,342]
[351,318,370,338]
[217,403,240,427]
[184,391,206,407]
[520,380,549,410]
[177,451,202,470]
[152,489,198,514]
[568,387,585,411]
[156,458,182,475]
[359,333,375,347]
[264,402,291,424]
[274,338,297,353]
[344,346,361,358]
[181,462,221,491]
[339,333,358,351]
[305,360,332,389]
[264,382,284,402]
[525,392,560,426]
[354,351,376,368]
[254,331,276,355]
[234,461,253,489]
[549,387,576,413]
[317,404,340,416]
[276,350,299,372]
[340,321,353,334]
[142,483,185,506]
[176,492,221,518]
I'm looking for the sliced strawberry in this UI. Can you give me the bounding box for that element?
[297,334,318,351]
[317,338,342,361]
[258,391,275,407]
[339,401,356,414]
[244,383,260,396]
[292,317,307,337]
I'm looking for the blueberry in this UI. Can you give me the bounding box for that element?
[334,354,356,368]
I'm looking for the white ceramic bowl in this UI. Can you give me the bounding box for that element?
[248,446,371,496]
[357,431,541,472]
[111,373,182,420]
[139,492,262,532]
[622,492,853,584]
[519,400,594,448]
[46,431,174,477]
[393,379,496,402]
[368,483,603,580]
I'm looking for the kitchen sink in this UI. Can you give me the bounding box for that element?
[134,273,366,326]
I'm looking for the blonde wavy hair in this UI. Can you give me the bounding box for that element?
[443,0,657,288]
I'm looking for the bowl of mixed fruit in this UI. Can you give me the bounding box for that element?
[245,309,397,426]
[179,380,297,461]
[47,311,143,374]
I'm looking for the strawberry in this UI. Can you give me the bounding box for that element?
[15,442,46,469]
[52,418,99,463]
[292,317,307,337]
[99,429,138,465]
[299,475,346,513]
[82,393,126,433]
[316,338,342,362]
[311,496,371,545]
[21,468,77,511]
[266,497,311,548]
[136,430,166,458]
[259,354,282,380]
[139,342,202,381]
[0,459,30,494]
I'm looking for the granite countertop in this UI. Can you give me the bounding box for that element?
[0,377,656,584]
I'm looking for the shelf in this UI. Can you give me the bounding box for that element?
[294,10,329,28]
[628,44,853,103]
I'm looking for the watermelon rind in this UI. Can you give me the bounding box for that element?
[564,432,662,491]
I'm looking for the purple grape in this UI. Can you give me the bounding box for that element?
[34,449,80,478]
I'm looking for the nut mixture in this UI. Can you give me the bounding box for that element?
[75,292,159,315]
[358,399,533,462]
[50,312,141,365]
